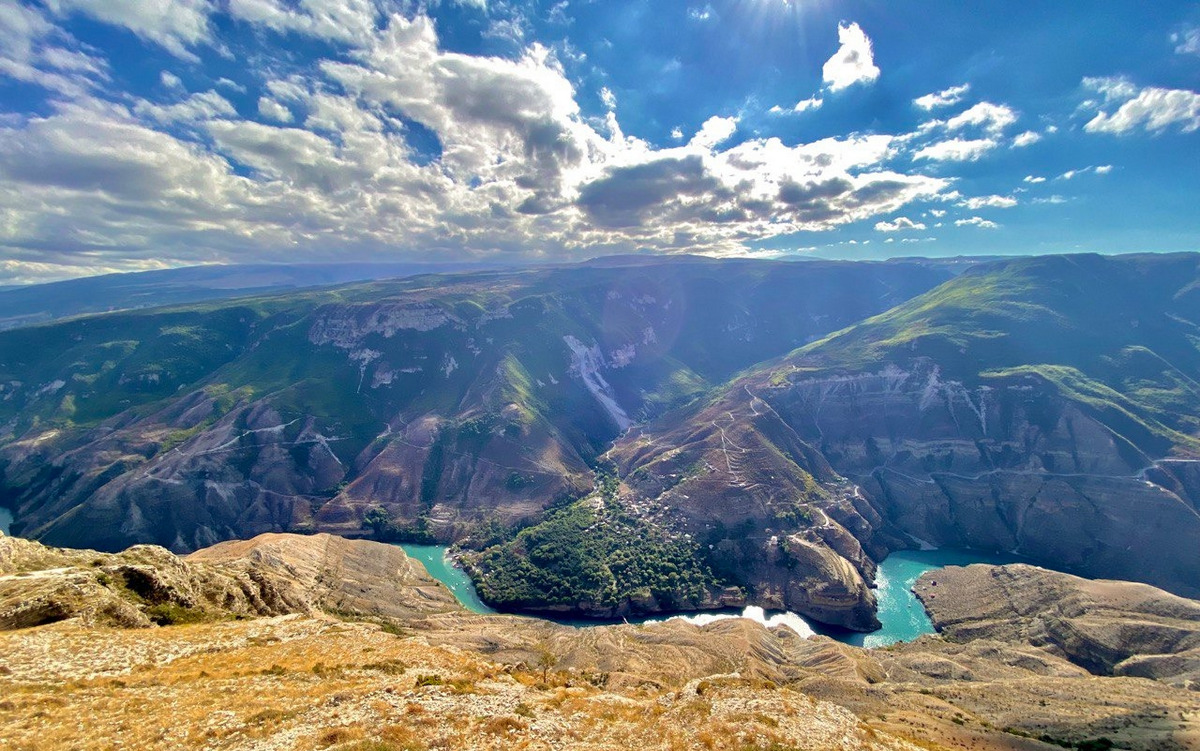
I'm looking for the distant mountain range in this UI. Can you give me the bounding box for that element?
[0,261,509,330]
[1,253,1197,629]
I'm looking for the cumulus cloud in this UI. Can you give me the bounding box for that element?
[875,217,926,232]
[1012,130,1041,147]
[227,0,382,46]
[945,102,1018,134]
[0,7,957,283]
[822,22,880,91]
[913,84,969,110]
[1023,175,1046,184]
[955,216,999,229]
[257,96,293,123]
[958,195,1017,209]
[912,137,999,162]
[160,71,183,90]
[43,0,214,60]
[0,3,109,97]
[134,90,236,125]
[793,95,823,112]
[689,115,738,149]
[1082,76,1200,135]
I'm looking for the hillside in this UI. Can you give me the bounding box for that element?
[5,253,1200,630]
[607,253,1200,628]
[0,257,953,625]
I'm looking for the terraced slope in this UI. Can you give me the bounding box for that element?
[607,253,1200,626]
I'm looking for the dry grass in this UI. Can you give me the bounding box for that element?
[0,615,917,751]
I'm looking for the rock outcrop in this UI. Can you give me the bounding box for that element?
[188,532,460,620]
[915,563,1200,690]
[0,531,458,630]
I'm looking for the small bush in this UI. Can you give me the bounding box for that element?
[144,602,209,626]
[363,660,408,676]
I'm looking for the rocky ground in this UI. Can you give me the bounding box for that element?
[1,531,1198,750]
[916,563,1200,690]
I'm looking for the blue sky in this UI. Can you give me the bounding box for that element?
[0,0,1198,283]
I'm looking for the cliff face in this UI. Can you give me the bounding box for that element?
[609,383,887,630]
[612,253,1200,628]
[915,563,1200,691]
[0,258,948,567]
[769,362,1200,597]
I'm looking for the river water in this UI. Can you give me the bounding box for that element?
[400,542,1024,647]
[0,513,1015,646]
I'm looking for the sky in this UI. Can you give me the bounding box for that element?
[0,0,1198,285]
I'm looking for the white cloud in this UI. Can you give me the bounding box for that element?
[0,9,957,283]
[945,102,1018,134]
[793,95,823,112]
[913,84,969,110]
[955,216,999,229]
[1012,130,1041,147]
[227,0,381,46]
[958,195,1017,209]
[1023,175,1046,184]
[822,22,879,91]
[43,0,214,60]
[689,115,738,149]
[1173,27,1200,55]
[875,216,926,232]
[1033,195,1068,205]
[0,3,108,97]
[912,137,998,162]
[134,90,236,125]
[257,96,293,123]
[216,77,246,93]
[599,86,616,110]
[1057,165,1113,180]
[160,71,183,90]
[1082,77,1200,135]
[670,126,684,140]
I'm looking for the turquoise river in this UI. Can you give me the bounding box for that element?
[401,543,1023,648]
[0,516,1019,648]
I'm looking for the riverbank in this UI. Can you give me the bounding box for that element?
[398,543,1029,648]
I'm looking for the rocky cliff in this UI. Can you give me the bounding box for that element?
[610,253,1200,629]
[0,258,949,564]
